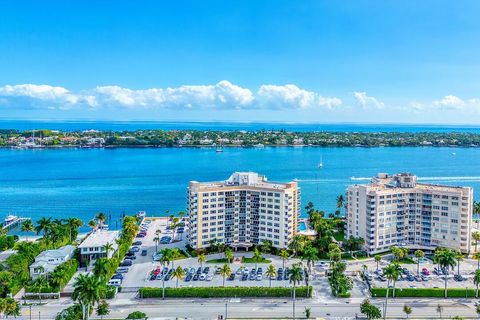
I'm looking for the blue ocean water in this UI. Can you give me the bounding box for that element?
[1,144,480,231]
[1,119,480,133]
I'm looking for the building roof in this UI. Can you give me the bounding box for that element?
[78,230,120,249]
[190,172,296,191]
[34,245,76,261]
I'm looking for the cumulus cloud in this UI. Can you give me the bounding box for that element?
[354,91,384,109]
[0,81,343,111]
[257,84,342,109]
[433,95,465,109]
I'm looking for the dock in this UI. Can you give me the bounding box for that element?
[2,216,31,231]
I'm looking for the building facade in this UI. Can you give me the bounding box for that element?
[78,230,119,265]
[30,245,76,279]
[346,173,473,254]
[187,172,300,250]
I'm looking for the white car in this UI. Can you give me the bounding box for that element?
[206,275,213,281]
[199,274,206,281]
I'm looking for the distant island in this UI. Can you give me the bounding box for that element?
[2,129,480,148]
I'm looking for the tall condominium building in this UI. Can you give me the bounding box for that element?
[187,172,300,250]
[346,173,473,254]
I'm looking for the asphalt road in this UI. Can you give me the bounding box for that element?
[24,297,480,319]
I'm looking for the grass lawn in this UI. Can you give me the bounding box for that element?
[206,258,230,263]
[397,257,416,264]
[333,229,345,241]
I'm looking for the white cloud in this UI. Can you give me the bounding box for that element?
[433,95,465,109]
[354,91,384,109]
[257,84,342,109]
[0,81,343,111]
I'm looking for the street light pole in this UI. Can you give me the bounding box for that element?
[225,302,228,320]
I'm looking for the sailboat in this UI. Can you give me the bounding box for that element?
[317,156,323,168]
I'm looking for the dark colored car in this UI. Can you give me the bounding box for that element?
[228,273,235,281]
[193,274,199,281]
[133,241,143,246]
[241,274,248,281]
[112,273,124,280]
[141,249,148,256]
[121,259,133,267]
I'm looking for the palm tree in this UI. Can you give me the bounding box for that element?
[474,269,480,298]
[159,249,172,300]
[289,235,306,257]
[32,276,49,305]
[96,212,107,228]
[220,264,231,287]
[301,245,318,274]
[383,262,400,320]
[93,258,110,280]
[170,248,181,268]
[336,194,345,216]
[153,236,160,252]
[172,266,185,288]
[261,240,272,254]
[170,217,179,242]
[454,251,464,276]
[414,250,424,276]
[96,300,110,320]
[72,273,106,320]
[224,248,234,263]
[103,242,114,258]
[252,247,263,269]
[280,249,289,269]
[473,231,480,252]
[198,253,206,269]
[266,264,277,287]
[289,263,303,320]
[374,255,381,272]
[115,238,123,259]
[21,219,34,241]
[435,249,457,298]
[35,217,52,237]
[403,305,412,319]
[474,252,480,271]
[65,217,83,242]
[88,219,97,232]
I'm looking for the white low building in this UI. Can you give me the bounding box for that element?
[78,230,120,264]
[29,245,76,279]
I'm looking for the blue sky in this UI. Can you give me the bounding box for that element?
[1,1,480,123]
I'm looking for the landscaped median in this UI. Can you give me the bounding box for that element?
[139,286,312,298]
[371,287,476,298]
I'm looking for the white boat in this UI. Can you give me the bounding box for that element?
[215,148,223,153]
[317,156,323,168]
[3,215,18,227]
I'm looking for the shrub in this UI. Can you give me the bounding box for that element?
[371,287,476,298]
[139,286,312,298]
[337,292,351,298]
[126,311,148,319]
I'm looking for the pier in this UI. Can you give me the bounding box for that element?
[2,215,30,231]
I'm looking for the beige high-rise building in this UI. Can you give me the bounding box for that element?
[346,173,473,254]
[187,172,300,250]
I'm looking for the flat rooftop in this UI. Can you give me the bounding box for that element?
[190,172,296,191]
[362,177,470,194]
[78,230,120,249]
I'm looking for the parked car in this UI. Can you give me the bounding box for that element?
[120,259,133,267]
[421,275,429,281]
[130,246,140,252]
[199,274,206,281]
[422,268,430,275]
[141,249,148,256]
[108,278,122,286]
[241,274,248,281]
[227,274,235,281]
[256,274,262,281]
[185,274,192,282]
[378,275,387,282]
[136,233,145,238]
[454,274,465,281]
[206,275,213,281]
[133,241,143,246]
[193,274,199,281]
[117,267,129,273]
[111,273,124,280]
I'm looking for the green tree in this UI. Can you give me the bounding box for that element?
[374,255,381,272]
[473,231,480,252]
[93,258,110,280]
[403,304,412,319]
[360,299,381,320]
[252,247,263,269]
[32,276,49,305]
[435,249,457,298]
[473,252,480,271]
[224,248,234,263]
[414,250,424,276]
[304,307,311,319]
[289,263,303,320]
[103,242,114,258]
[219,264,231,287]
[126,311,148,319]
[266,264,277,287]
[197,253,206,269]
[301,245,318,274]
[383,262,400,319]
[455,251,463,276]
[35,217,52,237]
[279,249,289,269]
[88,219,97,232]
[96,300,110,320]
[159,249,172,300]
[72,274,106,320]
[21,219,35,241]
[171,266,185,288]
[474,269,480,298]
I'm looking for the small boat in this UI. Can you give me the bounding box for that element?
[216,148,223,153]
[317,156,323,168]
[3,215,18,227]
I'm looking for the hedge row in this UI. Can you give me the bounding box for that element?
[139,286,312,298]
[371,287,477,298]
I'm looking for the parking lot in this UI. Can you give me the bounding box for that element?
[368,260,478,290]
[118,218,307,289]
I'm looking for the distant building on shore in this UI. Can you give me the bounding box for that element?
[29,245,76,279]
[187,172,300,250]
[346,173,473,254]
